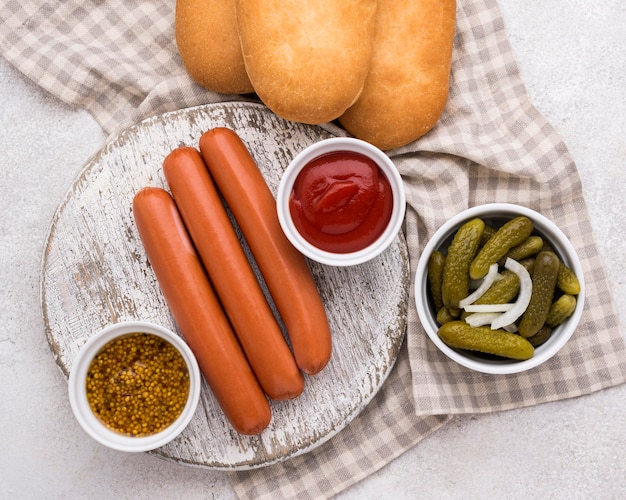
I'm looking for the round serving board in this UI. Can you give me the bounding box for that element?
[41,102,409,470]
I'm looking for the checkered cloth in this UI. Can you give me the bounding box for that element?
[3,0,626,498]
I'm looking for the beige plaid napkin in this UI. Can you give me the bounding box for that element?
[3,0,626,498]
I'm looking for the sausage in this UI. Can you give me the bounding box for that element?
[162,147,305,400]
[132,186,271,435]
[198,128,332,375]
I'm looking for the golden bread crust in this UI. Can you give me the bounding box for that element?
[236,0,378,124]
[338,0,456,150]
[176,0,254,94]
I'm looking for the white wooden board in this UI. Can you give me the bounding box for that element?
[41,102,409,470]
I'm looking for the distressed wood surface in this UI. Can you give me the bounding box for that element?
[41,102,409,470]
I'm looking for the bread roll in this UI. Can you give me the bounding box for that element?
[236,0,378,124]
[176,0,254,94]
[339,0,456,150]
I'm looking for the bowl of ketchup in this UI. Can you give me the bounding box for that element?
[277,137,406,266]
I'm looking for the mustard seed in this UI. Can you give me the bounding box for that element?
[86,332,190,437]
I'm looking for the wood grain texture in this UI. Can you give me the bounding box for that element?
[40,102,409,469]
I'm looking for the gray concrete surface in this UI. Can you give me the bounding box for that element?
[2,1,625,498]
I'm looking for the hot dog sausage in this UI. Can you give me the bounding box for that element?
[198,128,332,375]
[132,186,271,434]
[163,147,305,400]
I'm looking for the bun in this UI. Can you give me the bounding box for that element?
[236,0,378,125]
[176,0,254,94]
[338,0,456,150]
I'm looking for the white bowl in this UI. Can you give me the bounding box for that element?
[415,203,585,375]
[277,137,406,266]
[68,321,201,452]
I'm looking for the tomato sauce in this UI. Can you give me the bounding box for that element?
[289,150,393,253]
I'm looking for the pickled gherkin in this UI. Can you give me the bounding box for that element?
[557,263,581,295]
[474,258,535,306]
[546,294,577,327]
[475,269,520,305]
[437,306,456,325]
[438,321,534,360]
[518,251,560,337]
[480,224,497,247]
[527,326,552,347]
[469,216,533,280]
[441,218,485,313]
[427,251,446,312]
[498,235,543,265]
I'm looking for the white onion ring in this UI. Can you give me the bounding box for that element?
[464,312,502,327]
[459,263,501,309]
[491,257,533,330]
[463,303,514,313]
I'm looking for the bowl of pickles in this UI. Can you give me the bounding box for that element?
[415,203,584,374]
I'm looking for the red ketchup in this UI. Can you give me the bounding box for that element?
[289,150,393,254]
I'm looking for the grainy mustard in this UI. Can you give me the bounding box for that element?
[86,332,190,437]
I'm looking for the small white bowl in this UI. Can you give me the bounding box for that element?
[68,321,201,452]
[415,203,585,375]
[277,137,406,266]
